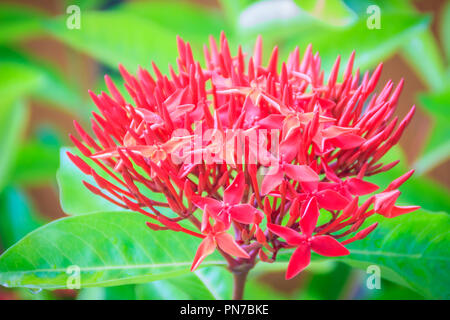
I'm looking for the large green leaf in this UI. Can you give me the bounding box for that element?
[136,266,232,300]
[342,210,450,299]
[78,266,233,300]
[77,284,137,300]
[271,210,449,299]
[45,11,178,72]
[296,262,352,300]
[0,211,224,290]
[243,277,290,300]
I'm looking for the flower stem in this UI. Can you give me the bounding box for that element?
[232,268,250,300]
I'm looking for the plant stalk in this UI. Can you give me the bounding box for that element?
[232,268,250,300]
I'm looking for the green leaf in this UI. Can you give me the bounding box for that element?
[45,11,179,72]
[0,211,224,289]
[294,0,357,26]
[10,140,60,186]
[296,262,352,300]
[57,148,129,215]
[63,0,110,11]
[237,0,317,35]
[414,138,450,177]
[0,46,87,114]
[343,0,413,14]
[0,61,42,104]
[346,0,446,91]
[342,210,450,299]
[414,90,450,174]
[244,277,290,300]
[57,147,171,216]
[218,0,256,31]
[419,90,450,122]
[0,188,45,250]
[118,1,228,41]
[361,278,425,300]
[402,31,446,92]
[239,1,429,71]
[0,4,44,43]
[77,285,137,300]
[269,210,449,299]
[136,266,232,300]
[0,100,29,191]
[283,13,430,71]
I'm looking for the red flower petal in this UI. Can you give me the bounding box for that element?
[267,223,302,245]
[310,235,350,256]
[257,114,284,130]
[201,205,212,233]
[284,164,319,183]
[191,196,223,216]
[346,178,379,195]
[316,189,349,210]
[329,133,365,149]
[374,190,400,216]
[191,236,216,271]
[135,108,163,124]
[229,204,261,224]
[216,233,250,259]
[286,244,311,280]
[224,171,246,205]
[322,126,356,139]
[261,167,284,195]
[386,169,415,191]
[299,197,319,237]
[385,205,420,218]
[279,133,299,162]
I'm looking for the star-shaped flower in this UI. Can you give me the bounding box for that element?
[191,206,250,271]
[261,133,319,195]
[268,197,349,279]
[192,172,262,225]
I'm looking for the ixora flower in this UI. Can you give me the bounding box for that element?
[68,32,420,281]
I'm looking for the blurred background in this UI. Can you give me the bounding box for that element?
[0,0,448,300]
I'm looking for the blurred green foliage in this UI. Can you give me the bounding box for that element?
[0,0,448,300]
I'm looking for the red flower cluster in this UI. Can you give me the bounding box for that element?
[68,33,419,279]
